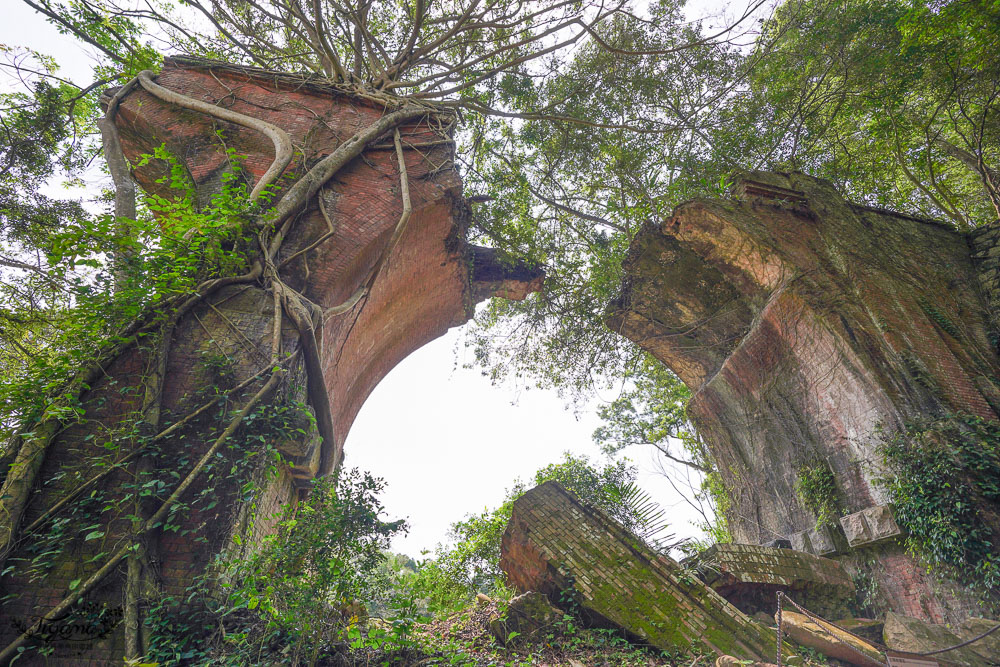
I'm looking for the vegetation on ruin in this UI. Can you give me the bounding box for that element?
[794,461,842,531]
[136,453,697,665]
[398,452,677,616]
[875,413,1000,598]
[0,0,999,662]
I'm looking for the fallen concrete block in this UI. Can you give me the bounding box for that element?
[789,530,812,554]
[499,481,786,660]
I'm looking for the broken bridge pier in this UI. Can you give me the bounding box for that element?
[0,58,542,664]
[609,171,1000,624]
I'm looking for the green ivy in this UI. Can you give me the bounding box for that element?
[917,297,962,339]
[794,461,842,529]
[849,557,886,618]
[876,413,1000,595]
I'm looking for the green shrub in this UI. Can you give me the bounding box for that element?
[876,414,1000,594]
[144,468,410,665]
[795,461,842,529]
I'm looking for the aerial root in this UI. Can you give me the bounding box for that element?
[2,79,449,661]
[137,71,293,203]
[0,365,284,665]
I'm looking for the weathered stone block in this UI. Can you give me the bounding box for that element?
[834,618,884,646]
[806,526,838,556]
[789,531,812,554]
[958,617,1000,662]
[839,505,904,549]
[695,544,854,594]
[862,505,903,542]
[840,512,872,548]
[500,482,787,660]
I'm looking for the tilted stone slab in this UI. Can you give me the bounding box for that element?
[499,481,786,660]
[884,612,996,667]
[777,611,884,667]
[691,543,855,619]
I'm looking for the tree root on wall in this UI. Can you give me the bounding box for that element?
[0,71,449,662]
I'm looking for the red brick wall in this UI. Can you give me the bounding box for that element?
[611,172,1000,624]
[0,58,539,665]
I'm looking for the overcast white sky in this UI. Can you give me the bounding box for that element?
[344,326,707,556]
[0,0,738,558]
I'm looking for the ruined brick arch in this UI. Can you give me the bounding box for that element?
[5,57,1000,665]
[610,171,1000,624]
[0,58,542,664]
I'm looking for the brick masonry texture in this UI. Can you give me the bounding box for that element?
[690,543,854,619]
[609,171,1000,625]
[499,481,786,660]
[969,220,1000,340]
[0,58,541,665]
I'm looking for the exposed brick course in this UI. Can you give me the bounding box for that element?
[610,171,1000,625]
[500,481,785,660]
[690,544,854,619]
[0,58,541,664]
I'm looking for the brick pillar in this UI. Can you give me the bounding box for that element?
[610,171,1000,623]
[0,58,541,664]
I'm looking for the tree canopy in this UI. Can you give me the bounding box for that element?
[744,0,999,228]
[2,0,998,565]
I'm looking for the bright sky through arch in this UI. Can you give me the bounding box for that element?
[0,0,755,558]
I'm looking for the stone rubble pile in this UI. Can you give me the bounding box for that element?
[499,482,1000,667]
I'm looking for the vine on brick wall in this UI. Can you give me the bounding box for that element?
[849,556,887,619]
[876,413,1000,596]
[917,296,962,339]
[0,67,447,663]
[794,460,842,530]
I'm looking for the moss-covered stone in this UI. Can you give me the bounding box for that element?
[500,481,791,660]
